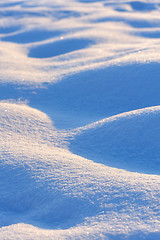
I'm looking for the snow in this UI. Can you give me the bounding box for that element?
[0,0,160,239]
[70,106,160,174]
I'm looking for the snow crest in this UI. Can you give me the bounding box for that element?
[0,0,160,239]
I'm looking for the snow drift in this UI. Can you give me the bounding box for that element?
[70,106,160,174]
[0,103,160,239]
[0,0,160,239]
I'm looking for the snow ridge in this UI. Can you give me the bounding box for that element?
[0,0,160,239]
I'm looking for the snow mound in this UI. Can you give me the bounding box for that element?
[1,0,160,238]
[0,102,56,145]
[70,106,160,174]
[0,102,97,229]
[1,102,160,239]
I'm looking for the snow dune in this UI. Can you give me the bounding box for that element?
[0,103,160,239]
[70,106,160,175]
[0,0,160,239]
[1,62,160,129]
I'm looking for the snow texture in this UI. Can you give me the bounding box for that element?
[0,0,160,239]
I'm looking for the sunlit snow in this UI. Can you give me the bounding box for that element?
[0,0,160,239]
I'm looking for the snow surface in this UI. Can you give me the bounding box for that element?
[0,0,160,239]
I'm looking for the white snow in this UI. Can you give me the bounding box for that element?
[0,0,160,239]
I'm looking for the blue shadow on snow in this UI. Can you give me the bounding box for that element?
[28,38,94,58]
[1,62,160,129]
[2,29,63,44]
